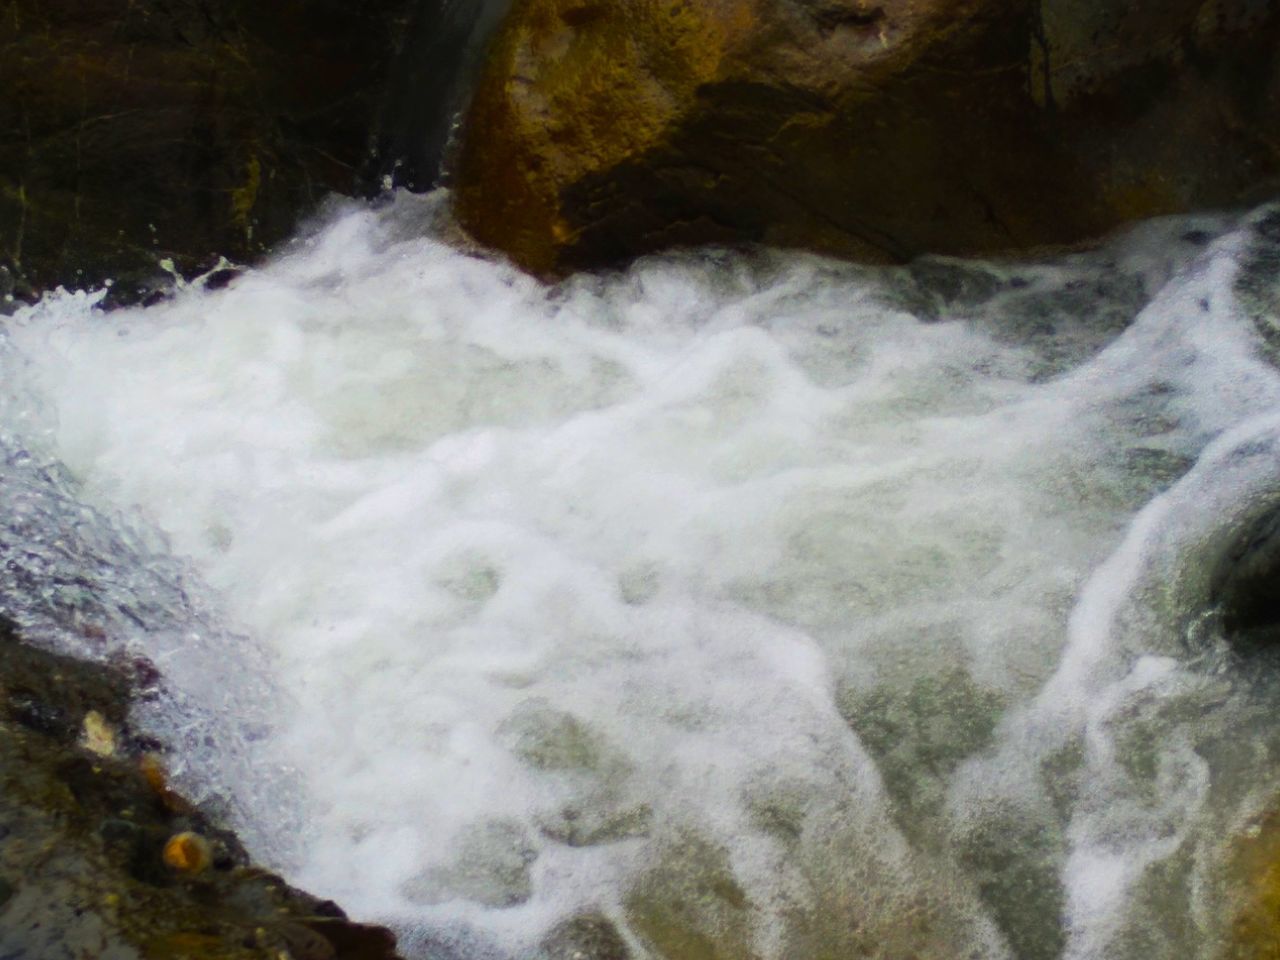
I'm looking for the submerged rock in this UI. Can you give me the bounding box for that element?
[534,913,630,960]
[1223,806,1280,958]
[402,819,538,908]
[0,616,402,960]
[455,0,1280,275]
[624,834,758,960]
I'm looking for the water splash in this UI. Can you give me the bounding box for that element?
[3,192,1279,959]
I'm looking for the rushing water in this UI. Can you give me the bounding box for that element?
[3,192,1280,959]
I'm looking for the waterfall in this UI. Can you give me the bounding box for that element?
[3,191,1280,960]
[363,0,515,194]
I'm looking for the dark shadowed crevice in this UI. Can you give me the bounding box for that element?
[362,0,513,195]
[1211,503,1280,650]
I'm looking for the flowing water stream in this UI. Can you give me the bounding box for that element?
[3,192,1280,959]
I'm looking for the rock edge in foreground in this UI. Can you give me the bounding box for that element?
[0,616,403,960]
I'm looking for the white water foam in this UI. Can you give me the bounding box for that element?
[3,193,1280,959]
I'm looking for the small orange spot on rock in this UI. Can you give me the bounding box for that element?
[140,753,192,814]
[551,218,576,243]
[163,832,212,874]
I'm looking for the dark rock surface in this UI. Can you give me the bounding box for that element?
[364,0,515,195]
[454,0,1280,275]
[0,616,403,960]
[1211,501,1280,650]
[0,0,408,304]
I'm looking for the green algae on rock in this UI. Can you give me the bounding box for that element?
[454,0,1280,275]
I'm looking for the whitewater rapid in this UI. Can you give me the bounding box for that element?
[3,193,1280,960]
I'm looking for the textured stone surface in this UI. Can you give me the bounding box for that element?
[1224,804,1280,958]
[0,0,406,303]
[0,617,403,960]
[454,0,1280,275]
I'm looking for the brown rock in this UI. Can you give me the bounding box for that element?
[1223,806,1280,958]
[454,0,1280,275]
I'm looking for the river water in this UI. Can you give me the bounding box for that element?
[3,192,1280,959]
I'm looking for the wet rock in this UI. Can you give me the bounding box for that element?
[455,0,1280,275]
[1222,806,1280,957]
[1210,503,1280,649]
[1236,208,1280,366]
[402,819,538,908]
[534,913,630,960]
[0,631,133,741]
[0,0,409,301]
[304,919,400,960]
[951,804,1067,960]
[623,834,758,960]
[499,699,613,772]
[499,699,650,847]
[840,662,1005,835]
[0,615,403,960]
[536,799,652,848]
